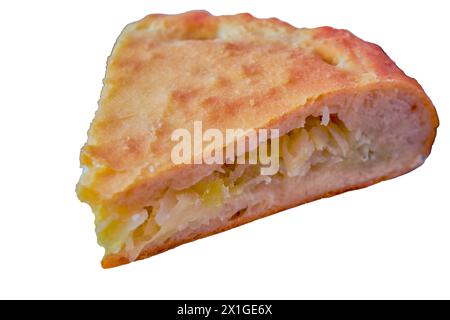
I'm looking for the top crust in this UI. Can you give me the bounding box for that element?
[78,11,437,208]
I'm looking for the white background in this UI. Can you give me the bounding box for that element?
[0,0,449,299]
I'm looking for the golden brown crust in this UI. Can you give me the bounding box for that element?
[78,11,437,207]
[77,11,439,268]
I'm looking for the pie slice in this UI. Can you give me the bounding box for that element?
[76,11,438,268]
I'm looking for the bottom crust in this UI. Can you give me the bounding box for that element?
[101,168,407,268]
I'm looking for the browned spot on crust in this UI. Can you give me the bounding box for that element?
[170,87,201,104]
[241,63,263,77]
[223,42,247,57]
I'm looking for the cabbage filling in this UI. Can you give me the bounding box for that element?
[96,113,373,257]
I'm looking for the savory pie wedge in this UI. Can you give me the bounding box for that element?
[77,11,438,268]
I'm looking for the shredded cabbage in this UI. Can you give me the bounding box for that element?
[96,113,373,257]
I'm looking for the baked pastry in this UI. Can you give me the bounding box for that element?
[76,11,438,268]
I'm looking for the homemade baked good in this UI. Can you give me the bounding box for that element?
[76,11,438,268]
